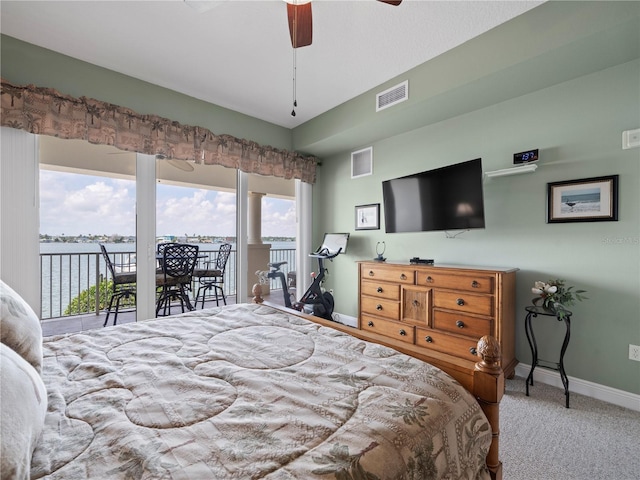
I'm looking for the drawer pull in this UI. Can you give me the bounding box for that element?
[399,329,407,336]
[400,273,407,280]
[426,276,434,283]
[456,298,465,306]
[456,320,465,328]
[471,280,480,288]
[367,321,374,327]
[469,347,477,356]
[412,299,419,307]
[368,270,375,277]
[424,335,433,343]
[376,286,383,293]
[376,304,383,311]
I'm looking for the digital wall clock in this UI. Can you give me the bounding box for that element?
[513,149,539,164]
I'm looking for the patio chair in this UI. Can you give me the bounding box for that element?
[156,243,199,316]
[100,244,136,327]
[193,243,232,308]
[156,242,172,271]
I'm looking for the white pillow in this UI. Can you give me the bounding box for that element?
[0,280,43,373]
[0,343,48,479]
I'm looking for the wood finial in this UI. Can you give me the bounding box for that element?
[477,335,501,371]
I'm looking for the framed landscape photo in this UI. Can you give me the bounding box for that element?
[547,175,618,223]
[355,204,380,230]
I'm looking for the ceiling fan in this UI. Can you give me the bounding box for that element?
[157,155,195,172]
[108,151,195,172]
[184,1,402,49]
[286,0,402,48]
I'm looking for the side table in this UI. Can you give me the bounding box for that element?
[524,305,572,408]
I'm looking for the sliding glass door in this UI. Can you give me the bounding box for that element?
[38,137,137,325]
[31,135,302,328]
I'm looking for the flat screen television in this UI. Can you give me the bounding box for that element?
[382,158,485,233]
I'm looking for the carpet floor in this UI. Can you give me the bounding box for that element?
[501,376,639,479]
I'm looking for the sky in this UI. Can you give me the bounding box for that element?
[39,170,296,237]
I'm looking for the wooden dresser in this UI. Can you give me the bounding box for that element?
[358,261,518,378]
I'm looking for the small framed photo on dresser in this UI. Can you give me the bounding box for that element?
[355,204,380,230]
[547,175,618,223]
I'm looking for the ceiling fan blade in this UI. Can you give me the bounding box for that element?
[287,2,312,48]
[378,0,402,5]
[166,159,194,172]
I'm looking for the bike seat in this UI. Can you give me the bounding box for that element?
[268,261,288,269]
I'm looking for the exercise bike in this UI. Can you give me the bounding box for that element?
[267,233,349,321]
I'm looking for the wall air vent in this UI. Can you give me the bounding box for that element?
[376,80,408,112]
[351,147,373,179]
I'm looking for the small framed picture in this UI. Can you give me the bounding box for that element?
[355,203,380,230]
[547,175,618,223]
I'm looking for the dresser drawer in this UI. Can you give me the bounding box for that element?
[361,266,414,285]
[362,315,415,344]
[361,296,400,320]
[433,291,493,316]
[361,280,400,301]
[433,309,492,338]
[416,272,494,294]
[415,328,480,362]
[401,286,430,326]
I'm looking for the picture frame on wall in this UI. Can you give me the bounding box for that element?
[355,204,380,230]
[547,175,618,223]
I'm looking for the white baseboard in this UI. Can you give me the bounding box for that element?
[515,363,640,412]
[331,311,358,328]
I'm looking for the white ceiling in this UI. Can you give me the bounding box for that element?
[1,0,543,129]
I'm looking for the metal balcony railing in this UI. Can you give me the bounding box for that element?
[40,246,296,320]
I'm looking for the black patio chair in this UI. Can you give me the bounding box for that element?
[193,243,232,308]
[100,244,136,327]
[156,243,199,316]
[156,242,172,272]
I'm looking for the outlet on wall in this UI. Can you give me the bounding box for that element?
[629,344,640,362]
[622,128,640,149]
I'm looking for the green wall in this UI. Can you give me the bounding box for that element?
[0,35,292,150]
[294,1,640,158]
[313,59,640,395]
[2,3,639,396]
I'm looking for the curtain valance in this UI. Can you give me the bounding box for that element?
[0,79,317,184]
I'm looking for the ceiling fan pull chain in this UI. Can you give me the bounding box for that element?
[291,48,297,117]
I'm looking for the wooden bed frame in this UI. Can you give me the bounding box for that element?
[253,291,504,480]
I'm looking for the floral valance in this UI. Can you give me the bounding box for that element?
[0,79,317,184]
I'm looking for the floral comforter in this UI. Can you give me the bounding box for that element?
[32,303,491,479]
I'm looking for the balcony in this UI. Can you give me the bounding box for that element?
[40,244,296,336]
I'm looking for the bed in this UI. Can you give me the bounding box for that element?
[0,280,503,480]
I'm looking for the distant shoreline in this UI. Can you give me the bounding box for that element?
[40,236,295,244]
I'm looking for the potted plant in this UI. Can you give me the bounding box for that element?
[531,279,587,318]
